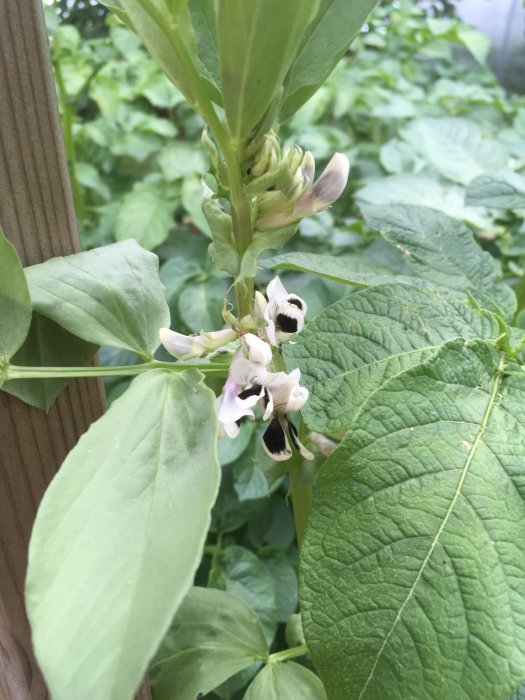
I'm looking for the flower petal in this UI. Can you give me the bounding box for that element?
[236,383,264,409]
[244,333,272,365]
[159,327,203,360]
[288,419,314,461]
[266,276,288,306]
[262,417,292,461]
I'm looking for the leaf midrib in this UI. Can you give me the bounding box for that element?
[357,354,506,700]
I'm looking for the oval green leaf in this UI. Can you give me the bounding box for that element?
[25,240,170,358]
[26,369,220,700]
[150,587,268,700]
[301,340,525,699]
[245,662,327,700]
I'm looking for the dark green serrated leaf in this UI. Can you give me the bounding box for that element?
[3,313,98,411]
[283,283,499,434]
[25,240,170,358]
[0,230,31,364]
[150,587,267,700]
[301,339,525,700]
[466,171,525,209]
[280,0,380,121]
[26,369,220,700]
[244,662,327,700]
[362,204,515,320]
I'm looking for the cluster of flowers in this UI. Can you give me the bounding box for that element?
[159,277,313,462]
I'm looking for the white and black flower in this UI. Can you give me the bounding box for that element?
[256,276,307,346]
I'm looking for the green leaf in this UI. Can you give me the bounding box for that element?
[181,176,212,237]
[466,171,525,209]
[117,0,205,111]
[115,188,174,250]
[510,684,525,700]
[362,204,515,319]
[238,225,298,284]
[150,587,268,700]
[177,276,227,333]
[217,0,320,140]
[300,339,525,699]
[355,174,492,230]
[220,545,277,645]
[2,313,98,411]
[26,369,220,700]
[266,252,413,287]
[400,118,507,186]
[203,183,240,278]
[280,0,380,121]
[283,283,499,434]
[0,230,31,364]
[188,0,222,103]
[25,240,170,358]
[245,662,327,700]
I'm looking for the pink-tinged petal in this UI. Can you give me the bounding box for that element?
[230,352,268,386]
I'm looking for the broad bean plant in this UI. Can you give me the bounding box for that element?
[1,1,525,699]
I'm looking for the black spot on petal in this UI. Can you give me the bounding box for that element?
[263,418,287,455]
[276,313,298,334]
[287,296,303,310]
[237,384,262,401]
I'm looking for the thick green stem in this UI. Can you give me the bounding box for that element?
[4,361,228,381]
[267,644,308,664]
[288,451,313,549]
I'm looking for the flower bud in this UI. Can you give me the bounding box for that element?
[256,152,349,231]
[159,327,237,360]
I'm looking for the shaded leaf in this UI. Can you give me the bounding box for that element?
[245,662,327,700]
[0,230,31,365]
[150,587,267,700]
[3,313,98,411]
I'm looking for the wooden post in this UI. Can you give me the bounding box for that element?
[0,2,151,698]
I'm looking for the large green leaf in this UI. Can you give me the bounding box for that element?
[150,587,268,700]
[245,662,327,700]
[216,0,319,140]
[466,171,525,209]
[400,117,508,185]
[301,339,525,699]
[25,240,170,359]
[2,313,98,411]
[280,0,380,121]
[283,283,499,434]
[0,230,31,366]
[26,369,220,700]
[266,252,413,287]
[362,204,516,319]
